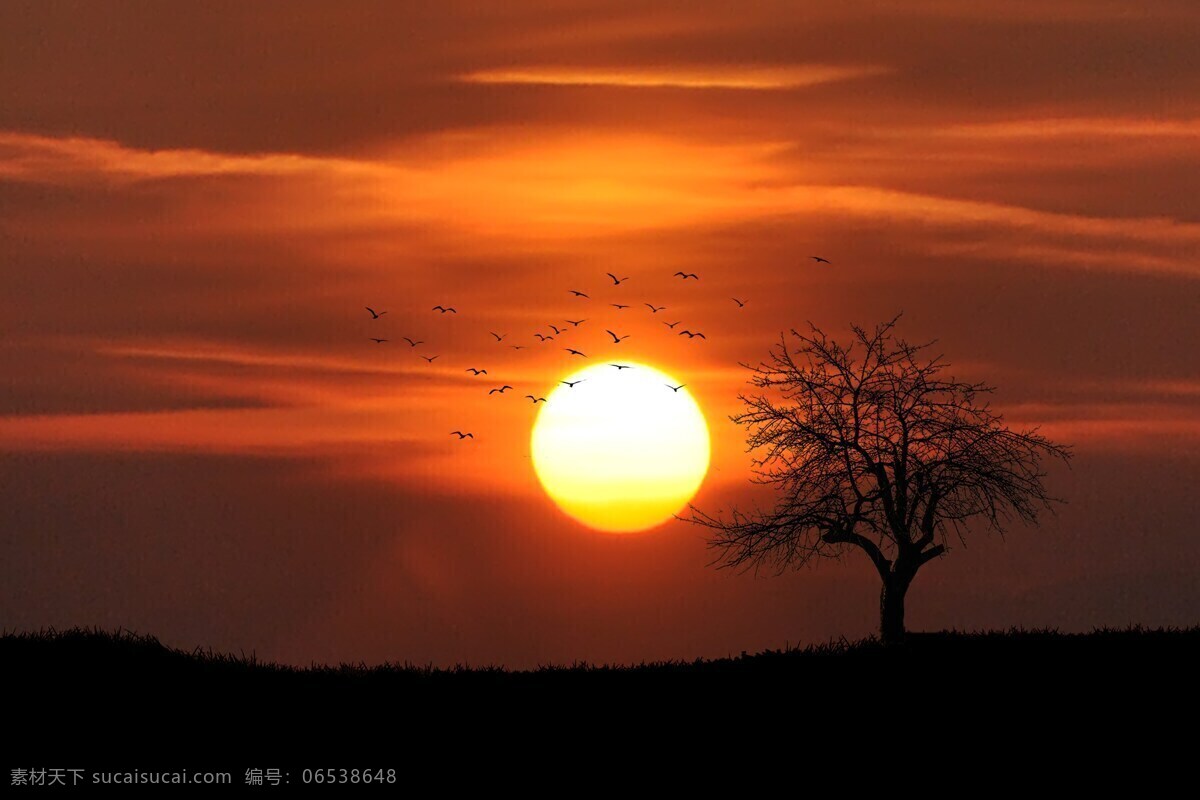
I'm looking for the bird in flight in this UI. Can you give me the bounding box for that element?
[432,305,457,313]
[666,384,687,392]
[534,333,554,342]
[679,330,706,339]
[645,303,666,313]
[421,355,440,362]
[549,324,564,335]
[368,338,388,344]
[565,348,587,357]
[565,319,587,327]
[610,303,630,310]
[673,272,699,280]
[606,329,630,344]
[606,273,629,285]
[732,298,746,308]
[525,395,547,403]
[450,431,474,439]
[488,385,514,395]
[490,332,505,342]
[811,256,831,264]
[511,345,526,350]
[610,364,632,370]
[663,321,682,329]
[403,337,423,347]
[569,290,589,298]
[561,379,585,388]
[465,368,488,375]
[365,306,388,319]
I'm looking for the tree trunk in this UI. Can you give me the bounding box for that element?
[880,574,909,645]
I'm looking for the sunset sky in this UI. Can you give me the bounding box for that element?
[2,1,1198,667]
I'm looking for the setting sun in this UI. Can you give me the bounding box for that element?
[531,362,710,533]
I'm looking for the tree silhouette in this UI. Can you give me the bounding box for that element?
[684,316,1071,643]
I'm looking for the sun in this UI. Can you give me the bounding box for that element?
[531,361,710,533]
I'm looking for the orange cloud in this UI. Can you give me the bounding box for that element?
[3,126,1198,474]
[0,132,368,185]
[933,117,1200,140]
[459,64,888,90]
[6,129,1197,281]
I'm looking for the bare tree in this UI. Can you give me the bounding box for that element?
[684,316,1070,643]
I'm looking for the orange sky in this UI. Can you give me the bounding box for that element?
[2,1,1198,667]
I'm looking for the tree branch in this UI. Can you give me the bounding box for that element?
[822,528,891,578]
[917,544,946,566]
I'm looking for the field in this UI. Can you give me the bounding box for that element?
[6,625,1197,686]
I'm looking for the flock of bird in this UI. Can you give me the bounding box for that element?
[363,258,834,441]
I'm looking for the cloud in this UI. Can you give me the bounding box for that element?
[5,130,1197,282]
[5,2,1199,153]
[795,186,1200,278]
[0,131,371,185]
[933,117,1200,140]
[459,64,888,90]
[2,123,1197,476]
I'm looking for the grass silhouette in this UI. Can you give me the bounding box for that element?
[4,625,1193,765]
[4,626,1197,686]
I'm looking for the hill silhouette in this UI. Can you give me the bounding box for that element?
[4,626,1193,768]
[5,625,1197,686]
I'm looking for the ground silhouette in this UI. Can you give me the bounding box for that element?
[5,626,1196,687]
[5,626,1193,767]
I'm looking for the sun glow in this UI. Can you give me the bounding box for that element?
[531,362,710,533]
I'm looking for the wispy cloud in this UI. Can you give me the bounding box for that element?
[459,64,888,90]
[933,118,1200,140]
[0,132,369,185]
[784,186,1200,279]
[4,130,1197,281]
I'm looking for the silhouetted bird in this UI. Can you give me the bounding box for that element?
[679,330,706,339]
[606,329,630,343]
[565,319,587,326]
[666,384,687,392]
[606,273,629,285]
[673,272,699,280]
[565,348,587,357]
[549,325,564,335]
[432,305,457,313]
[450,431,474,439]
[421,355,440,362]
[368,338,388,344]
[466,368,488,375]
[811,256,831,264]
[488,385,514,395]
[663,321,682,329]
[732,298,746,308]
[535,333,554,341]
[525,395,547,403]
[366,306,388,319]
[511,345,526,350]
[645,304,666,313]
[610,364,632,370]
[490,332,505,341]
[610,304,630,310]
[569,290,589,298]
[561,379,585,388]
[403,337,423,347]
